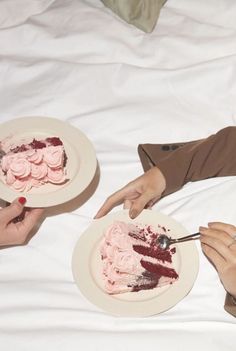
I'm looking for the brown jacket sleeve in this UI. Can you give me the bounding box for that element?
[138,126,236,317]
[138,126,236,196]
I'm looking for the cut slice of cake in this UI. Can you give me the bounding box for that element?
[0,137,68,192]
[100,221,178,294]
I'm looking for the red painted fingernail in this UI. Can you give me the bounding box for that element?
[18,197,26,205]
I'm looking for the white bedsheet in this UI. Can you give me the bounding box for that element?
[0,0,235,350]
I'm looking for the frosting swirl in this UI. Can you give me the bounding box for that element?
[26,149,43,164]
[31,162,48,180]
[43,145,64,168]
[113,250,141,274]
[47,168,65,184]
[9,158,31,178]
[105,222,133,250]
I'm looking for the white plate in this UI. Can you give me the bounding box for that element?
[72,209,199,317]
[0,117,97,207]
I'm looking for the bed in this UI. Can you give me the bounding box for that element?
[0,0,235,350]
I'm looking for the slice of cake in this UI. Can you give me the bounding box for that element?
[0,137,68,192]
[100,221,178,294]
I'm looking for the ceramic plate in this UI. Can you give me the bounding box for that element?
[72,209,199,317]
[0,117,97,207]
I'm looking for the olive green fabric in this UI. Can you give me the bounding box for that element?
[101,0,167,33]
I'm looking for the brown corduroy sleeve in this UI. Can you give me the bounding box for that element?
[138,126,236,196]
[138,126,236,317]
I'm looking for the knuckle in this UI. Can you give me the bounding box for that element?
[228,224,236,233]
[207,236,220,248]
[224,222,235,230]
[11,202,21,212]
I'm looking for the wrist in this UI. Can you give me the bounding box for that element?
[153,166,166,192]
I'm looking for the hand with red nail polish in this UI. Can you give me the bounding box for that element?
[0,197,44,247]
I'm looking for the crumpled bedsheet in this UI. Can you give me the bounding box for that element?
[0,0,235,350]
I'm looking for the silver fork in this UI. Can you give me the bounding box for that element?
[158,232,200,250]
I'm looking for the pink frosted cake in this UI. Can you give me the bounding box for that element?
[0,137,68,192]
[100,221,178,294]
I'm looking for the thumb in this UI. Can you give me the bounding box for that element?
[1,197,26,223]
[129,193,152,219]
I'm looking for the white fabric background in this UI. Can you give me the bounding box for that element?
[0,0,235,350]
